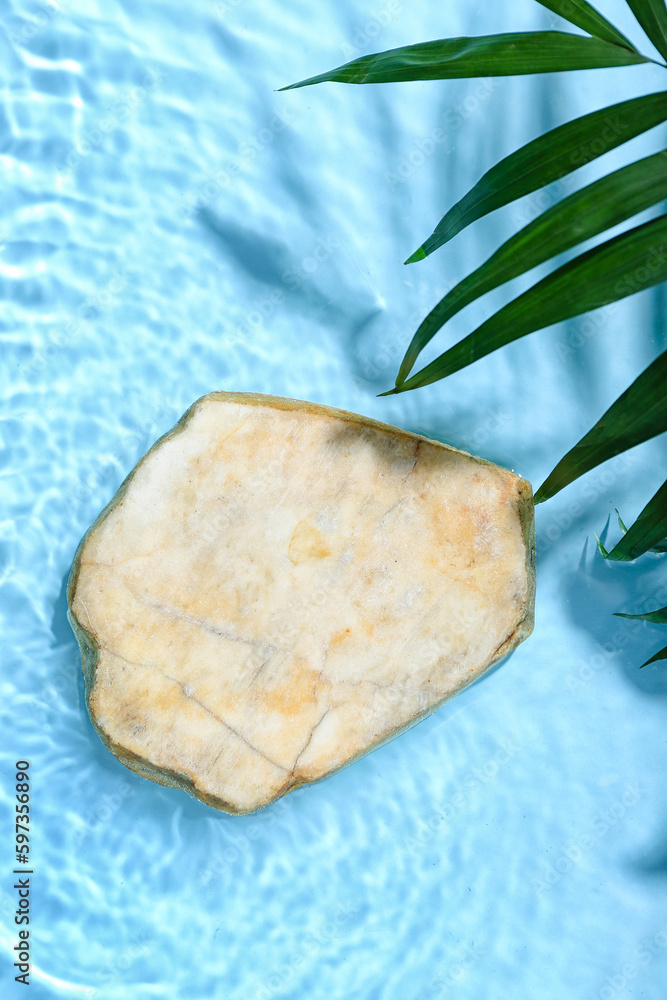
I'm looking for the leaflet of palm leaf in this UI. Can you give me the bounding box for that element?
[283,0,667,666]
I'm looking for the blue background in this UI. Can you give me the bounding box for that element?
[1,0,667,997]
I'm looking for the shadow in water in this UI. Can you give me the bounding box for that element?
[197,206,375,338]
[52,568,226,825]
[552,530,667,697]
[51,569,75,652]
[198,208,291,289]
[629,837,667,878]
[50,567,90,722]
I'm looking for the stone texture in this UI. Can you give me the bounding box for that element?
[68,391,535,814]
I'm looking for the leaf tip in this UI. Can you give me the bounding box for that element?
[595,533,610,559]
[278,77,313,91]
[615,508,628,534]
[404,247,427,265]
[639,643,667,668]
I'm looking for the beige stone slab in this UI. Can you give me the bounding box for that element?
[68,391,535,814]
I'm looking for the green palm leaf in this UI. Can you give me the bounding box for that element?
[614,600,667,668]
[615,605,667,622]
[281,32,648,90]
[626,0,667,61]
[398,153,667,383]
[537,0,637,48]
[404,91,667,263]
[640,644,667,666]
[597,477,667,560]
[282,2,666,669]
[612,509,667,552]
[534,350,667,502]
[384,213,667,394]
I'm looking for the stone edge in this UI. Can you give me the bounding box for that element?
[67,389,537,816]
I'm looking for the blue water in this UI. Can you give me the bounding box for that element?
[2,0,667,997]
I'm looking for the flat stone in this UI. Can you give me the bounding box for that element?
[68,392,535,814]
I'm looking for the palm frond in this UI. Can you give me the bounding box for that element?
[405,92,667,262]
[626,0,667,61]
[398,155,667,382]
[614,598,667,668]
[615,605,667,622]
[535,351,667,502]
[283,1,667,669]
[385,215,667,393]
[597,478,667,560]
[281,31,648,90]
[640,644,667,666]
[537,0,637,49]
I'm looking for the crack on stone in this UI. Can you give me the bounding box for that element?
[378,498,405,526]
[80,545,169,570]
[77,598,93,630]
[212,416,250,450]
[210,747,225,768]
[247,651,276,686]
[290,705,332,777]
[336,676,428,696]
[99,644,288,773]
[122,583,286,659]
[489,626,518,662]
[404,439,421,480]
